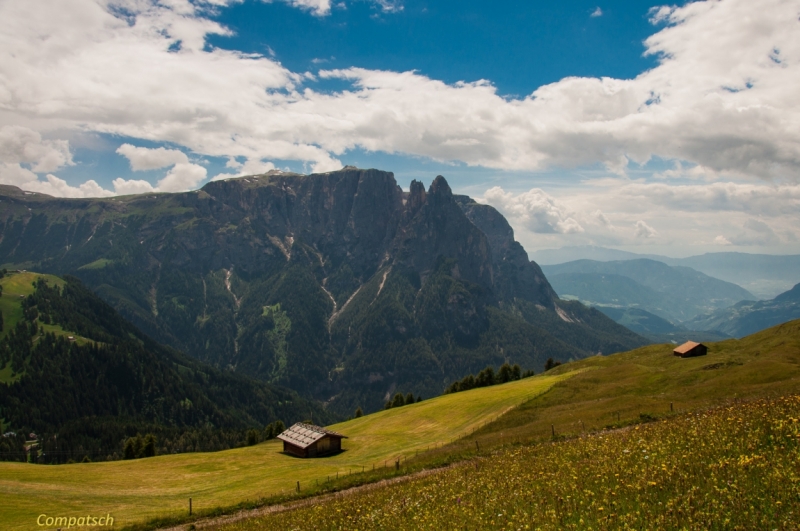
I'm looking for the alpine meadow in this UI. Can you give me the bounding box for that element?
[2,0,800,530]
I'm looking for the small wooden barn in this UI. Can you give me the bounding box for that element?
[673,341,708,358]
[276,423,347,458]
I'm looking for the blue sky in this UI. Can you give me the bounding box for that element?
[1,0,799,257]
[208,1,661,96]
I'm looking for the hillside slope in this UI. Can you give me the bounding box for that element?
[686,282,800,338]
[0,271,333,461]
[0,170,645,414]
[0,367,574,530]
[542,258,754,322]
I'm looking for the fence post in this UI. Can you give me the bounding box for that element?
[551,425,555,438]
[296,481,300,492]
[670,402,674,412]
[189,497,192,516]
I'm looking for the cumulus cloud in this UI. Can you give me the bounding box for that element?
[482,186,584,234]
[0,0,797,187]
[493,178,800,253]
[211,157,277,181]
[117,143,189,170]
[590,7,603,17]
[0,126,73,172]
[0,162,112,197]
[112,144,208,193]
[634,220,658,239]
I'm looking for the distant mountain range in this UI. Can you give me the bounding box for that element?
[532,246,800,300]
[0,169,645,416]
[685,283,800,338]
[541,259,754,322]
[594,307,731,345]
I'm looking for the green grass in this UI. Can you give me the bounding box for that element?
[221,395,800,530]
[0,272,65,342]
[77,258,113,270]
[0,273,92,385]
[0,370,571,530]
[455,319,800,452]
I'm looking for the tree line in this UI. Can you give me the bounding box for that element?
[444,362,535,395]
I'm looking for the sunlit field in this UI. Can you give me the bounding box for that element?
[0,370,571,530]
[214,395,800,531]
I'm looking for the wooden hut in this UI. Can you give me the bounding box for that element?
[276,423,347,458]
[673,341,707,358]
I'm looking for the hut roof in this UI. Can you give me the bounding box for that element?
[276,423,347,449]
[673,341,703,354]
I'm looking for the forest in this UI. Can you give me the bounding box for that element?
[0,276,333,463]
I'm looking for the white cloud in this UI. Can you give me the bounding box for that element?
[211,157,277,181]
[267,0,400,16]
[481,186,584,234]
[486,177,800,254]
[1,0,798,184]
[0,126,73,172]
[0,0,799,233]
[111,178,156,196]
[277,0,332,16]
[0,162,112,197]
[591,7,603,18]
[116,143,189,170]
[155,162,208,192]
[728,218,781,245]
[372,0,403,13]
[634,220,658,239]
[113,144,208,193]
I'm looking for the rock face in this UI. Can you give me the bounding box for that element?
[0,169,646,414]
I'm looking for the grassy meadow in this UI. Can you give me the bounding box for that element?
[0,369,572,530]
[451,318,800,453]
[218,395,800,530]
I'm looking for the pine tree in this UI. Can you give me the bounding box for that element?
[544,358,562,371]
[497,362,513,383]
[405,392,414,405]
[142,434,156,457]
[123,438,136,460]
[476,366,496,387]
[391,393,405,408]
[354,407,363,418]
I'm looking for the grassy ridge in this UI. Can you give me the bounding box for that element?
[219,395,800,530]
[0,370,571,530]
[456,319,800,452]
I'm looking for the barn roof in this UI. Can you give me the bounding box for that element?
[276,423,347,449]
[673,341,704,354]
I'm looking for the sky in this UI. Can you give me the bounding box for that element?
[0,0,799,257]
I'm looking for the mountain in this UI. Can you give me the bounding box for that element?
[532,246,800,299]
[541,259,754,322]
[0,271,334,461]
[685,283,800,338]
[0,169,646,416]
[594,307,730,344]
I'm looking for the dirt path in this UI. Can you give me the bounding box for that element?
[159,462,464,531]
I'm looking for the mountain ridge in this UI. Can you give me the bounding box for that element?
[0,169,646,414]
